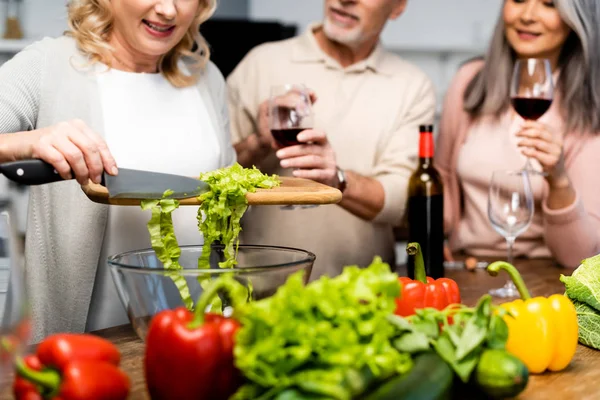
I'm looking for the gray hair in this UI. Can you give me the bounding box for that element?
[463,0,600,134]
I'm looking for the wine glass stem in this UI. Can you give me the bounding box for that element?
[506,237,515,265]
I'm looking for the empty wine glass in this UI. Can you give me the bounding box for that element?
[510,58,554,175]
[0,194,30,390]
[487,170,534,298]
[269,84,318,210]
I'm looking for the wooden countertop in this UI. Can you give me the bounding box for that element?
[2,257,598,399]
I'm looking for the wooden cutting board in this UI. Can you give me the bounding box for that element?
[81,176,342,206]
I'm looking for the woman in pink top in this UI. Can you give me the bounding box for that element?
[436,0,600,269]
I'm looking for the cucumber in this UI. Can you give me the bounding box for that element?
[363,352,453,400]
[474,349,529,399]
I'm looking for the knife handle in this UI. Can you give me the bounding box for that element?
[0,159,65,185]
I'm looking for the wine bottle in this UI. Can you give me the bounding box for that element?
[407,125,444,279]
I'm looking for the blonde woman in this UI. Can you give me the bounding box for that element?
[437,0,600,269]
[0,0,236,341]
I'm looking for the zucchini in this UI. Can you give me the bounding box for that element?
[363,352,453,400]
[474,349,529,399]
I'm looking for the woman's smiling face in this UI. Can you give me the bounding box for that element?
[504,0,571,64]
[110,0,200,58]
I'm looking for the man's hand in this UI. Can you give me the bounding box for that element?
[275,128,339,188]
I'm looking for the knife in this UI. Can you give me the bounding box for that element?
[0,159,209,200]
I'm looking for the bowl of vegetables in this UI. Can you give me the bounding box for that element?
[108,244,315,341]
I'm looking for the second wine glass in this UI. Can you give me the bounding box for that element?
[510,58,554,175]
[0,196,30,390]
[487,170,534,298]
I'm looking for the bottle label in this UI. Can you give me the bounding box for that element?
[419,132,434,158]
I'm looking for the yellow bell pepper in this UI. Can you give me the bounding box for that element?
[487,262,578,374]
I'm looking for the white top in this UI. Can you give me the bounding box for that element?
[85,68,221,332]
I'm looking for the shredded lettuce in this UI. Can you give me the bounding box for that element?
[197,163,280,269]
[141,165,279,311]
[141,191,193,310]
[231,257,412,400]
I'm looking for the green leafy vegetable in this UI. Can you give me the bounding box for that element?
[231,257,412,400]
[197,163,280,269]
[561,254,600,311]
[561,254,600,349]
[572,300,600,349]
[141,191,193,310]
[388,295,510,383]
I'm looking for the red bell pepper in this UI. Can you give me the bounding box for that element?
[13,334,130,400]
[394,242,461,317]
[145,277,245,400]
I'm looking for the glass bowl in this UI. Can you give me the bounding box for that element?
[108,244,315,341]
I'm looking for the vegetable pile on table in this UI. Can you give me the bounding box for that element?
[143,243,535,400]
[134,162,581,399]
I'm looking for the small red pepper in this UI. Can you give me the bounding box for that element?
[145,277,244,400]
[13,355,43,400]
[395,242,461,317]
[13,334,130,400]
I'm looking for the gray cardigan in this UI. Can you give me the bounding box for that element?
[0,36,235,342]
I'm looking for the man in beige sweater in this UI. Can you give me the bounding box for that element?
[227,0,436,279]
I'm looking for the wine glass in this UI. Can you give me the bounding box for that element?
[269,83,314,148]
[269,84,317,210]
[487,170,534,298]
[0,194,30,390]
[510,58,554,175]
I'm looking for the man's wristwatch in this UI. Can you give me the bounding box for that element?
[336,166,347,193]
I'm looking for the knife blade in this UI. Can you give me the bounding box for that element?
[0,159,209,200]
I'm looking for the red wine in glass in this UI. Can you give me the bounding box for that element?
[269,84,313,149]
[511,97,552,121]
[270,128,305,147]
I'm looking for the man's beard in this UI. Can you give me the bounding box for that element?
[322,18,364,48]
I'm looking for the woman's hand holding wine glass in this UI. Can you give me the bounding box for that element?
[511,58,554,175]
[515,120,566,178]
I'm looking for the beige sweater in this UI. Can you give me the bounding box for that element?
[227,24,436,278]
[436,60,600,268]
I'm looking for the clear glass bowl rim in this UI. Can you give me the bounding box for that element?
[107,244,316,276]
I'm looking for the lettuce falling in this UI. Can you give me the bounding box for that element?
[196,163,280,269]
[141,192,193,310]
[141,164,279,309]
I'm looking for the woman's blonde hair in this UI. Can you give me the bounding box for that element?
[66,0,216,88]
